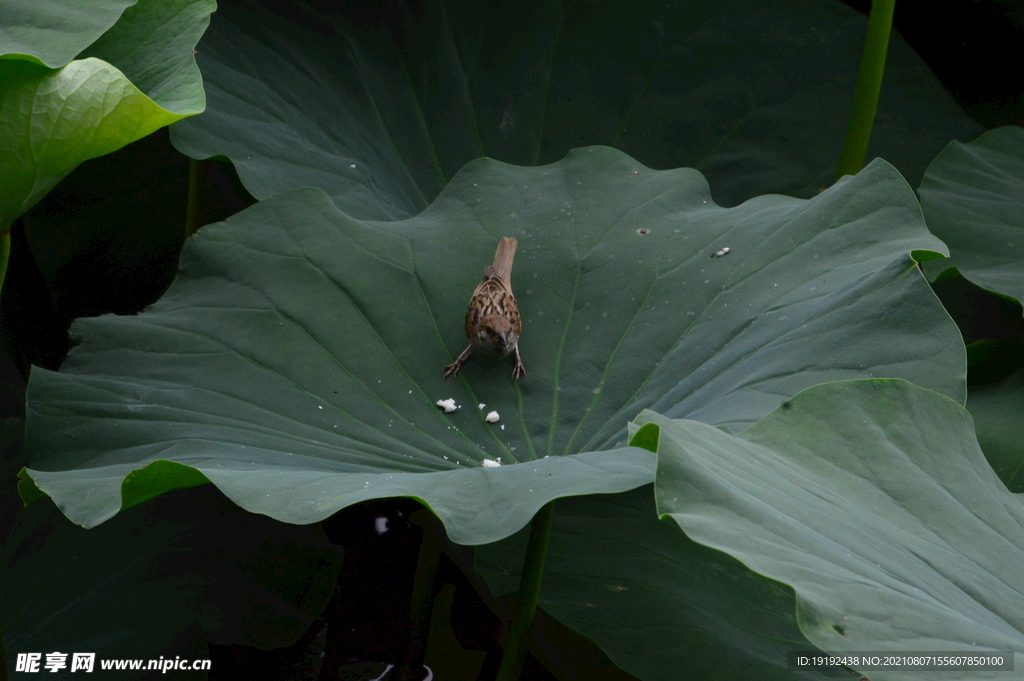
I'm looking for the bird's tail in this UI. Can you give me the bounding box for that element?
[490,237,517,283]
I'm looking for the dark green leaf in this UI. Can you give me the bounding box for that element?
[475,486,852,681]
[1,488,342,662]
[170,0,981,219]
[0,0,134,67]
[25,150,958,544]
[919,127,1024,304]
[967,368,1024,493]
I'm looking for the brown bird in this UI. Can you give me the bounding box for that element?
[443,237,525,382]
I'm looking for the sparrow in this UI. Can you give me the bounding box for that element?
[443,237,525,382]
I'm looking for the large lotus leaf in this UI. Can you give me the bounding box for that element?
[1,487,343,668]
[967,368,1024,493]
[169,0,981,220]
[475,486,853,681]
[0,0,134,67]
[0,0,212,228]
[23,149,959,543]
[647,379,1024,680]
[919,127,1024,303]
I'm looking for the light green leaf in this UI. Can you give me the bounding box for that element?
[0,59,187,227]
[648,379,1024,680]
[0,0,212,228]
[24,150,959,543]
[76,0,211,113]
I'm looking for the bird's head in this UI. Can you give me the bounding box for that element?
[475,316,518,356]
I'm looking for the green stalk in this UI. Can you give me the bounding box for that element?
[836,0,896,179]
[184,157,206,240]
[496,500,557,681]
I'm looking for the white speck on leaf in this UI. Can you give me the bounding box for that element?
[486,411,500,423]
[436,398,458,413]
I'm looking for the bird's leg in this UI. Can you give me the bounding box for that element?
[510,347,526,383]
[443,345,474,379]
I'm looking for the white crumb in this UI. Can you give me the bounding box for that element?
[712,247,731,258]
[436,398,458,413]
[500,425,505,430]
[478,403,486,410]
[482,459,501,467]
[485,411,500,423]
